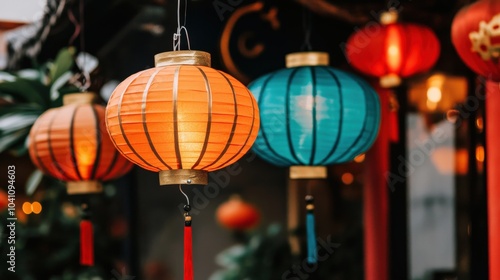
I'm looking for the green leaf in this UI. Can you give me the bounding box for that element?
[0,78,50,106]
[49,47,76,83]
[26,170,44,196]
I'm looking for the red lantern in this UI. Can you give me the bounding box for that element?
[452,2,500,279]
[346,10,440,88]
[216,195,260,231]
[0,189,8,212]
[452,0,500,80]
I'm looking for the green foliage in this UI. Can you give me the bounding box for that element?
[0,47,80,156]
[0,178,123,280]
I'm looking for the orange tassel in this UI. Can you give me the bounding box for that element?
[184,217,193,280]
[80,220,94,266]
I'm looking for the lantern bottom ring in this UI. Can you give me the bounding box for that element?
[67,181,103,195]
[159,169,208,186]
[380,73,402,88]
[289,166,328,179]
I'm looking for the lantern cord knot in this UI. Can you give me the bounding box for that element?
[173,0,191,51]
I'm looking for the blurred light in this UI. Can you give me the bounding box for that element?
[427,86,442,102]
[31,201,42,214]
[341,173,354,185]
[476,145,485,162]
[426,100,438,111]
[22,202,32,214]
[354,153,366,163]
[476,116,484,132]
[446,109,459,123]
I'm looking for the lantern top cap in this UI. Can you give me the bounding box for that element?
[63,92,98,105]
[380,9,399,25]
[155,50,211,67]
[286,52,329,68]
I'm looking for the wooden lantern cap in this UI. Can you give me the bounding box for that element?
[66,181,103,195]
[63,92,98,105]
[289,166,328,179]
[286,52,329,68]
[159,169,208,185]
[155,50,211,67]
[380,73,402,88]
[380,10,398,25]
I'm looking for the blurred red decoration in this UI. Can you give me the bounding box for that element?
[346,10,440,88]
[216,195,260,231]
[0,189,8,211]
[452,0,500,80]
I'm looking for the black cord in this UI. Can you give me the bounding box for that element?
[301,7,313,52]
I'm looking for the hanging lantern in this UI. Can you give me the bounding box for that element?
[29,93,133,192]
[105,50,259,280]
[106,51,259,185]
[452,2,500,279]
[248,51,381,264]
[346,10,440,88]
[249,52,380,168]
[452,0,500,80]
[28,92,134,266]
[216,195,260,231]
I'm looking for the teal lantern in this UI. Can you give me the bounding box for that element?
[248,52,381,168]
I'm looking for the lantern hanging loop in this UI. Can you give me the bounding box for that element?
[173,0,191,51]
[179,184,190,207]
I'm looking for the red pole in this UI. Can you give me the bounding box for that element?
[486,80,500,280]
[364,88,390,280]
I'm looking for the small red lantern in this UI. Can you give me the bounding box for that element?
[346,10,440,88]
[451,0,500,80]
[216,195,260,231]
[0,189,8,212]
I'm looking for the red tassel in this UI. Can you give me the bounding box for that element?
[80,220,94,266]
[389,109,399,143]
[184,222,193,280]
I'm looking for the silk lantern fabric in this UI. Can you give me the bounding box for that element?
[29,101,133,182]
[452,0,500,80]
[248,60,381,166]
[346,20,440,87]
[106,51,260,174]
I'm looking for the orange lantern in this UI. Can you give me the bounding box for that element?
[105,51,260,185]
[29,93,133,193]
[28,92,133,266]
[216,195,260,231]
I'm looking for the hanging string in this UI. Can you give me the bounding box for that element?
[305,195,317,264]
[173,0,191,51]
[180,184,193,280]
[301,7,313,52]
[79,0,91,91]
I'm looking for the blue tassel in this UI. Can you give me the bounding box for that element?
[306,212,317,264]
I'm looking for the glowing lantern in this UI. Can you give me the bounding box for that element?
[346,10,440,88]
[28,92,133,266]
[248,51,381,265]
[106,51,259,185]
[216,195,260,231]
[29,93,133,193]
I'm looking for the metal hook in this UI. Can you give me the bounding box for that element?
[179,184,190,206]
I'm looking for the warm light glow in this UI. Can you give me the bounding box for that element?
[476,145,485,162]
[426,100,438,111]
[427,86,442,102]
[22,202,32,214]
[476,116,484,132]
[354,153,365,163]
[31,201,42,214]
[386,26,402,72]
[341,173,354,185]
